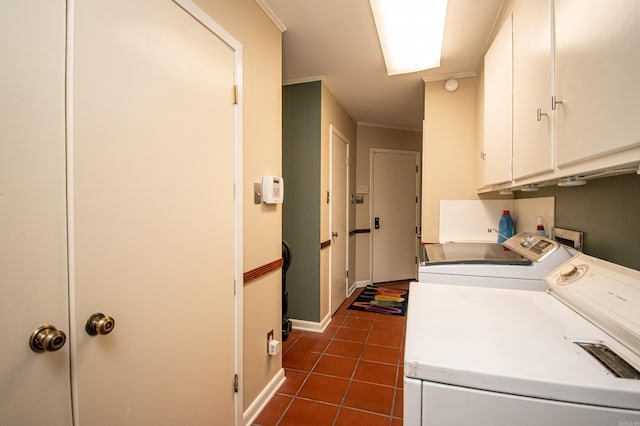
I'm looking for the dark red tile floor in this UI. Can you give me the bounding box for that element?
[253,285,407,426]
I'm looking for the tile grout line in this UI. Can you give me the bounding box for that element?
[274,336,324,426]
[276,305,359,426]
[273,285,406,425]
[330,312,373,426]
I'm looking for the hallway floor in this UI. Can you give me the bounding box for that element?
[253,284,407,426]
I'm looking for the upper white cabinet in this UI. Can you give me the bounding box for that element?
[512,0,553,179]
[483,14,513,186]
[555,0,640,167]
[480,0,640,192]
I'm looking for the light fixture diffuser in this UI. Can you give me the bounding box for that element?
[370,0,449,75]
[558,176,587,187]
[520,184,540,192]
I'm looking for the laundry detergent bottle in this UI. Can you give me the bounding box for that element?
[498,210,514,243]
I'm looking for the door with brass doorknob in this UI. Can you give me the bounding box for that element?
[71,1,238,424]
[2,1,239,425]
[330,125,349,315]
[0,2,73,424]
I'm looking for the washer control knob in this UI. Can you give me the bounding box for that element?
[520,235,536,248]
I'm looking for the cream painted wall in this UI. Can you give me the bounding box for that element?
[354,124,422,283]
[320,82,357,320]
[422,77,480,243]
[194,0,282,412]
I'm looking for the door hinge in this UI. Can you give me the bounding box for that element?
[346,270,349,279]
[233,374,239,393]
[416,165,419,173]
[415,256,418,265]
[233,85,239,105]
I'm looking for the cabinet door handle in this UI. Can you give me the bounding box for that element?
[537,108,548,122]
[552,95,563,111]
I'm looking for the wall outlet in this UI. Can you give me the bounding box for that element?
[268,339,280,355]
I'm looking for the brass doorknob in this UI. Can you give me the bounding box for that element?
[85,313,115,336]
[29,325,67,353]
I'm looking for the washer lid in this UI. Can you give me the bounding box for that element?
[424,242,530,265]
[404,282,640,410]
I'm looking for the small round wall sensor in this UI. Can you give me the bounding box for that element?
[444,79,459,92]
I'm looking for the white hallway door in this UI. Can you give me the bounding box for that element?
[1,1,239,425]
[371,150,420,284]
[330,126,349,314]
[0,2,72,424]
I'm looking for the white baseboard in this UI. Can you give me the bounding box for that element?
[290,312,332,333]
[354,280,371,288]
[347,283,357,297]
[243,368,286,426]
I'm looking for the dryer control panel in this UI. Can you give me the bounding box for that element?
[502,232,561,262]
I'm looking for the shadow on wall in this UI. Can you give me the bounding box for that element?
[515,173,640,270]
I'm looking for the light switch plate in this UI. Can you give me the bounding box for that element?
[254,182,262,204]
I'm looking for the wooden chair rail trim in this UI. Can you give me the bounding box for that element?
[243,258,284,284]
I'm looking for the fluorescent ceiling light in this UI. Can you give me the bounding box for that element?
[370,0,448,75]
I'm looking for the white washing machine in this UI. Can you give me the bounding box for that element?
[404,252,640,425]
[418,232,576,290]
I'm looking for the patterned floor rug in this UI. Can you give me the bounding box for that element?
[348,285,409,316]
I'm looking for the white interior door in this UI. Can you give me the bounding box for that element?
[70,1,237,424]
[371,150,419,283]
[0,2,72,424]
[330,126,349,314]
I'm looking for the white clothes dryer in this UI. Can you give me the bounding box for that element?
[404,253,640,425]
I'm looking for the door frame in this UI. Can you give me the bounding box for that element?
[369,148,421,283]
[65,1,244,424]
[329,124,350,315]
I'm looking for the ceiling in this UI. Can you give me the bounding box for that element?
[260,0,505,131]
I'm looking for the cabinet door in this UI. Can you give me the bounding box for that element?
[555,0,640,166]
[512,0,553,179]
[483,14,513,186]
[0,2,72,424]
[71,1,237,424]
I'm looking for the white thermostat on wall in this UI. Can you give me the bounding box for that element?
[262,176,284,204]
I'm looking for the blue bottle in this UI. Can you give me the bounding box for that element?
[498,210,514,243]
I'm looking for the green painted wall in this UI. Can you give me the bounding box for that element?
[516,173,640,270]
[282,82,321,321]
